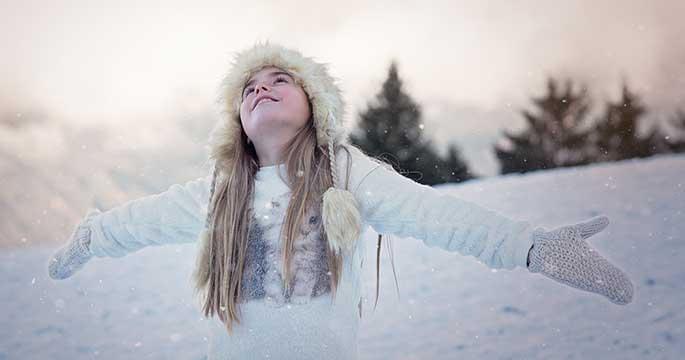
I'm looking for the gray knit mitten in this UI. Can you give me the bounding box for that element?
[526,215,634,305]
[48,209,102,280]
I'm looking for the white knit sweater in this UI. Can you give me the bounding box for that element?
[86,145,536,359]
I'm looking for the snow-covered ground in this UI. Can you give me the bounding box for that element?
[1,153,683,359]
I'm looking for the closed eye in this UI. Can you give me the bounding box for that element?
[242,74,291,100]
[243,87,254,99]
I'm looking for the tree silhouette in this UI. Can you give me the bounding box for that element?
[494,78,593,174]
[588,83,662,162]
[349,61,474,185]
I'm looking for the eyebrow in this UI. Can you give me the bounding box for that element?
[243,70,293,91]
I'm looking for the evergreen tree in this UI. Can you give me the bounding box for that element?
[494,78,593,174]
[588,83,658,162]
[349,61,474,185]
[441,143,474,183]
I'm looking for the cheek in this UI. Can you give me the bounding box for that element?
[239,102,250,121]
[239,103,252,132]
[295,92,311,119]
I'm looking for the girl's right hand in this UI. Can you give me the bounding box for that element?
[48,209,101,280]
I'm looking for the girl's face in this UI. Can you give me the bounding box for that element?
[239,66,311,147]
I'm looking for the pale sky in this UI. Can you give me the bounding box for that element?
[2,0,683,175]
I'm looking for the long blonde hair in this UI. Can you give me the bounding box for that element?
[193,106,398,334]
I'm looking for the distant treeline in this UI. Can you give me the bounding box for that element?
[350,62,685,185]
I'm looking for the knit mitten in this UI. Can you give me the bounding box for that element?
[526,215,634,305]
[48,209,102,280]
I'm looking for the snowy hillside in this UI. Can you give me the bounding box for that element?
[1,153,683,359]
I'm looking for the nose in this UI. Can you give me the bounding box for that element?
[254,82,270,96]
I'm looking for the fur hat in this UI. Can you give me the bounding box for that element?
[198,41,362,257]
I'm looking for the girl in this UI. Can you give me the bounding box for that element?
[48,42,634,360]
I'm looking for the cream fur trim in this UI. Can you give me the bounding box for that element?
[322,187,362,256]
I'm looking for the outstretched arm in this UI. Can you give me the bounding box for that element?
[88,173,213,258]
[48,173,213,280]
[342,145,634,305]
[343,146,536,270]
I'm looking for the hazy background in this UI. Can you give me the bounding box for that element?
[1,0,684,248]
[2,0,684,173]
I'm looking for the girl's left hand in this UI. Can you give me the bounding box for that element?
[527,215,634,305]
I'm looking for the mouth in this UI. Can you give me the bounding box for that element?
[252,96,279,110]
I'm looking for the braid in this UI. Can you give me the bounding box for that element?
[326,126,339,189]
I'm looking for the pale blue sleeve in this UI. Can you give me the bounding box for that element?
[87,173,213,258]
[343,146,535,270]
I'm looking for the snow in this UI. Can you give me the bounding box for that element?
[1,153,683,359]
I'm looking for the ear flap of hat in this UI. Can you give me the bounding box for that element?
[321,125,362,256]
